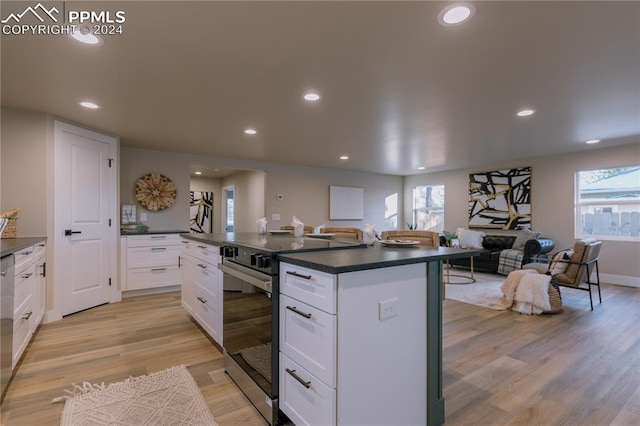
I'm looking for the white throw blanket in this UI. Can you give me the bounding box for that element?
[498,270,551,315]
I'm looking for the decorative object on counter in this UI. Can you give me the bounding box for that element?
[362,224,378,245]
[121,204,136,225]
[0,207,19,239]
[53,365,217,426]
[190,191,213,233]
[135,172,177,211]
[469,167,532,230]
[257,217,267,235]
[120,223,149,234]
[291,216,305,237]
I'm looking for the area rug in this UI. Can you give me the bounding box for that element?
[54,365,217,426]
[445,271,508,311]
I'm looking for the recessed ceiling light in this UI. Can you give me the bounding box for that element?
[417,166,426,170]
[340,155,349,160]
[70,32,103,45]
[438,3,476,26]
[586,139,600,144]
[244,129,257,135]
[304,93,320,101]
[194,171,202,175]
[517,109,536,117]
[79,101,99,109]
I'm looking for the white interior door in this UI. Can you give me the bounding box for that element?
[54,121,117,316]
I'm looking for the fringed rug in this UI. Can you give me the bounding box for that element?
[53,365,217,426]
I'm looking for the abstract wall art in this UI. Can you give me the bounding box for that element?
[190,191,214,233]
[468,167,532,230]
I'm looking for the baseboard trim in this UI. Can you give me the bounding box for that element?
[122,285,181,298]
[599,273,640,288]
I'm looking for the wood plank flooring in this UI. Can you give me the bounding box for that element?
[1,282,639,425]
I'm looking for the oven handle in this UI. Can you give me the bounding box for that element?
[218,262,272,293]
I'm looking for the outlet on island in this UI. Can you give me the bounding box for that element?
[378,297,399,320]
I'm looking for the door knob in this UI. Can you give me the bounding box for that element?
[64,229,82,236]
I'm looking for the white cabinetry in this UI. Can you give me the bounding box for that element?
[279,261,427,426]
[121,234,181,291]
[13,242,46,369]
[180,239,222,345]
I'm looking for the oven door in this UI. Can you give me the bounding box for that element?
[219,260,278,423]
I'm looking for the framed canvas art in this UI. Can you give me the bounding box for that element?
[190,191,213,233]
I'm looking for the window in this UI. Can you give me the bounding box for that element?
[575,166,640,240]
[384,193,398,228]
[412,185,445,232]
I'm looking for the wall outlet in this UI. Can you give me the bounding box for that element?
[140,213,148,222]
[379,298,399,320]
[272,213,280,221]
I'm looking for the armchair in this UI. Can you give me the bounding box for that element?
[320,227,362,240]
[380,230,440,247]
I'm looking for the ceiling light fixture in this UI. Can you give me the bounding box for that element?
[438,2,476,26]
[70,32,103,45]
[303,93,320,101]
[517,109,536,117]
[79,101,99,109]
[586,139,600,144]
[340,155,349,160]
[194,171,202,175]
[244,129,257,135]
[417,166,426,170]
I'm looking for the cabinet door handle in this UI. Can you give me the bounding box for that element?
[150,268,167,272]
[286,368,311,389]
[197,263,207,269]
[22,311,33,320]
[41,263,46,277]
[197,296,207,304]
[286,271,312,280]
[151,247,167,251]
[286,305,312,319]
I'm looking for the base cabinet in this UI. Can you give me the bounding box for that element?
[12,242,46,369]
[180,239,222,345]
[279,261,427,426]
[121,234,181,291]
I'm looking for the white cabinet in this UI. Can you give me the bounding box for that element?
[13,242,46,369]
[279,261,427,426]
[121,234,181,291]
[180,239,222,345]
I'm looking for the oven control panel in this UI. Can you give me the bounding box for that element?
[220,245,274,275]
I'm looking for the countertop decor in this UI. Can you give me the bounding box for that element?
[135,173,177,211]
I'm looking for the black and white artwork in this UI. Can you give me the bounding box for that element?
[469,167,532,230]
[190,191,213,233]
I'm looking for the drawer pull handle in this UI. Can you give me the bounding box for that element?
[286,305,312,319]
[197,264,207,269]
[150,236,167,239]
[286,271,312,280]
[21,251,33,256]
[22,311,33,320]
[151,247,167,251]
[197,296,207,304]
[151,268,167,272]
[22,273,33,279]
[286,368,311,389]
[197,245,207,249]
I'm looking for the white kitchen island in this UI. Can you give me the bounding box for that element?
[278,244,479,426]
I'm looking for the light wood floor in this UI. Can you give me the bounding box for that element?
[1,283,639,425]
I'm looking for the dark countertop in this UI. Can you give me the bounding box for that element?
[121,229,189,236]
[1,237,47,258]
[280,244,481,274]
[180,232,253,246]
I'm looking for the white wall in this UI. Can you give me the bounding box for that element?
[404,143,640,285]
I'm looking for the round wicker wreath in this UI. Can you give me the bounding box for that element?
[135,173,177,211]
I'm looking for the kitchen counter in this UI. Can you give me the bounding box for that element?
[280,244,481,274]
[1,237,47,258]
[180,232,249,245]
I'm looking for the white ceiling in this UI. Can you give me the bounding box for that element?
[2,1,639,176]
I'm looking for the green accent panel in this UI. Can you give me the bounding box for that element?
[426,260,445,425]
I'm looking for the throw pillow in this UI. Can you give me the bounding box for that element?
[549,249,574,275]
[457,228,484,249]
[511,228,541,250]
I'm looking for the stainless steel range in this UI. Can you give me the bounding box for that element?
[218,235,362,425]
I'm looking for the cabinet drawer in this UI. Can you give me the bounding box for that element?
[33,242,46,260]
[127,245,181,268]
[127,234,181,247]
[14,264,35,315]
[192,283,219,339]
[280,262,336,314]
[181,239,194,257]
[126,266,181,290]
[280,294,337,387]
[192,243,220,265]
[279,353,336,426]
[13,301,34,369]
[14,245,35,275]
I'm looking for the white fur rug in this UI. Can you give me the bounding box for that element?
[54,365,217,426]
[445,271,509,310]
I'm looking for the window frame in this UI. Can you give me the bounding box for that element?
[412,184,445,232]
